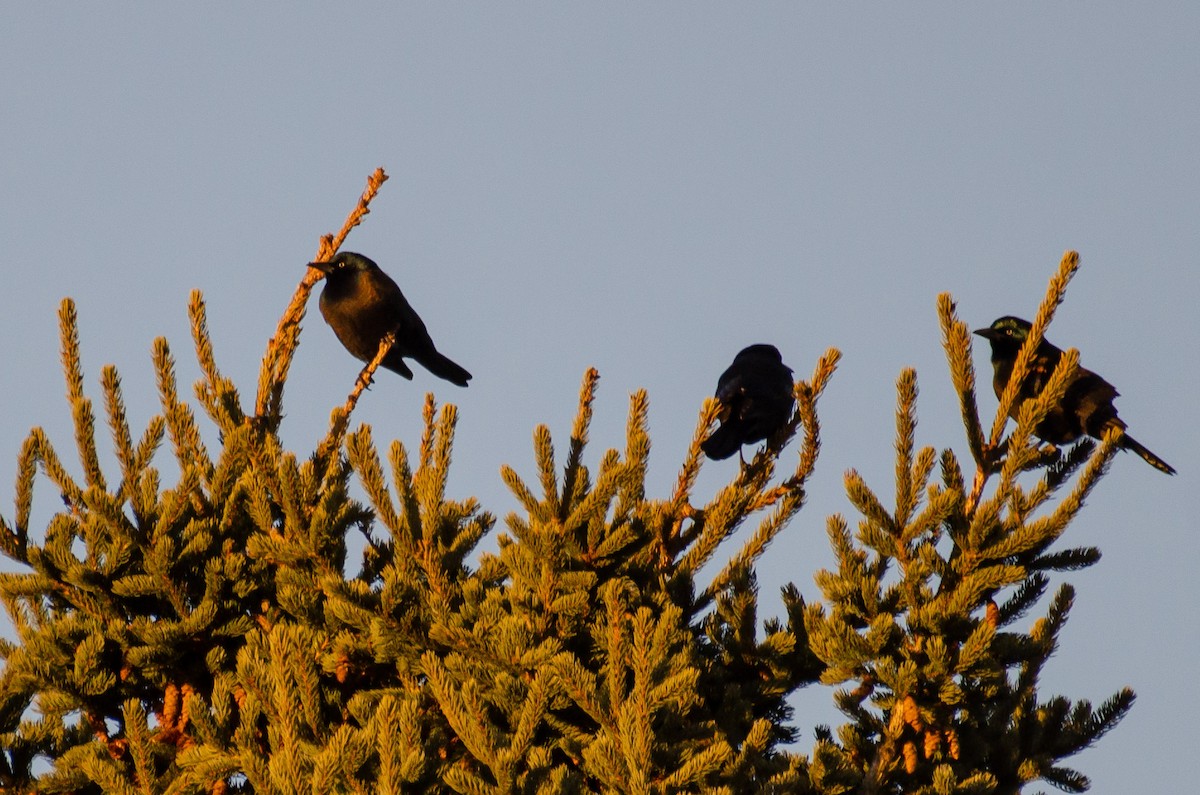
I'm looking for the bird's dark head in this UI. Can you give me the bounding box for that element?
[973,316,1032,351]
[734,344,783,363]
[308,251,379,278]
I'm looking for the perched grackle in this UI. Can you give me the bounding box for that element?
[701,344,795,461]
[308,252,472,387]
[974,316,1174,474]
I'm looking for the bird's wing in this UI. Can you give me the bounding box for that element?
[363,273,411,322]
[1023,351,1059,396]
[714,370,749,418]
[1068,367,1123,438]
[714,373,744,403]
[1074,367,1119,403]
[365,269,440,353]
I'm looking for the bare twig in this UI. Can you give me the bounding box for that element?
[253,167,390,424]
[314,330,397,464]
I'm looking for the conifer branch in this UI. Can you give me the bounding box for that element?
[386,437,420,554]
[893,369,919,525]
[706,489,804,601]
[616,390,651,521]
[549,652,609,732]
[676,484,748,578]
[996,349,1080,493]
[996,572,1049,627]
[10,432,38,556]
[659,398,719,562]
[988,250,1080,448]
[417,393,438,477]
[790,380,823,480]
[344,426,403,543]
[189,290,245,436]
[808,347,842,400]
[561,368,600,519]
[566,454,625,549]
[0,516,20,563]
[31,427,83,509]
[899,449,941,544]
[153,337,212,485]
[422,652,500,772]
[1027,546,1101,573]
[57,300,106,494]
[99,365,135,502]
[1041,439,1095,493]
[426,402,458,516]
[845,470,898,542]
[1043,765,1089,793]
[500,465,543,522]
[58,299,85,406]
[938,294,987,472]
[678,399,720,508]
[775,346,839,497]
[1021,429,1118,543]
[1073,688,1136,748]
[534,424,560,519]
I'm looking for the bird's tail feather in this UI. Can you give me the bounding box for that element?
[418,351,472,387]
[701,424,742,461]
[1120,434,1176,475]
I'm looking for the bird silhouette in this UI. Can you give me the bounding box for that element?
[308,252,472,387]
[701,344,795,461]
[974,316,1173,474]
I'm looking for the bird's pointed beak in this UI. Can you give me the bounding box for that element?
[973,327,996,339]
[308,260,334,275]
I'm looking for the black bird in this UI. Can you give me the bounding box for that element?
[974,316,1174,474]
[701,344,795,461]
[308,252,472,387]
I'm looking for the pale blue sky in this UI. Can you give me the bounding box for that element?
[2,6,1197,791]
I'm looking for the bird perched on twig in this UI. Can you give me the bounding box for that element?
[974,316,1174,474]
[308,251,472,387]
[701,344,795,461]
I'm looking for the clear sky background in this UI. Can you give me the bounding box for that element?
[2,5,1196,791]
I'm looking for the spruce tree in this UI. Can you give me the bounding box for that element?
[0,171,1138,793]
